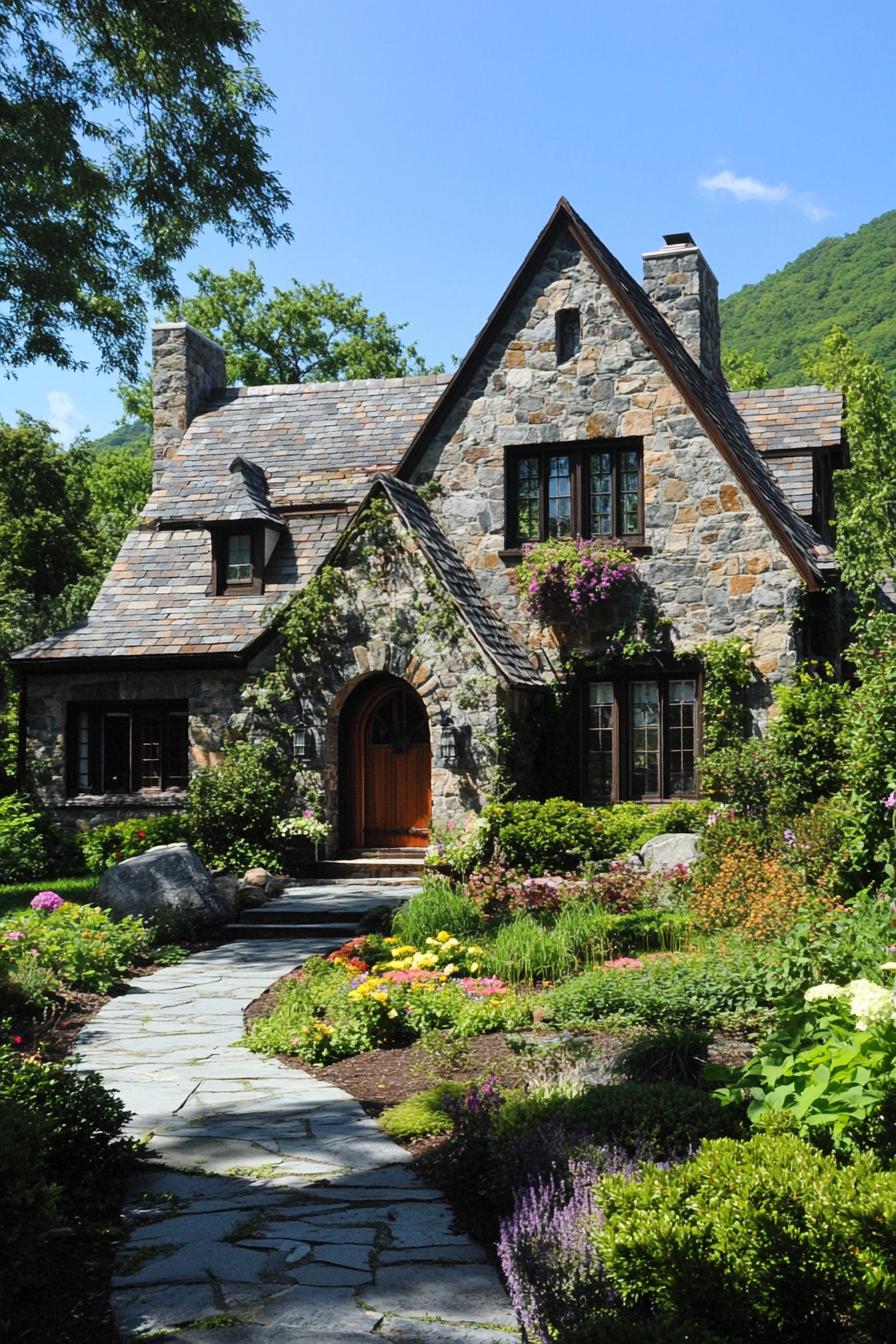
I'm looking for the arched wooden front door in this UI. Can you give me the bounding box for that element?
[341,677,431,849]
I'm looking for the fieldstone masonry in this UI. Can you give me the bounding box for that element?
[152,323,227,486]
[413,233,802,697]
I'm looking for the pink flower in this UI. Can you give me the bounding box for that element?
[884,792,896,810]
[303,808,314,819]
[604,956,644,971]
[30,890,63,912]
[4,930,24,941]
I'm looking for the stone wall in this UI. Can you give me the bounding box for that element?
[642,238,723,386]
[152,323,227,486]
[411,231,804,717]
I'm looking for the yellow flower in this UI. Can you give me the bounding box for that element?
[436,931,453,943]
[470,962,480,974]
[372,990,389,1004]
[387,1008,398,1019]
[383,936,399,945]
[411,952,438,969]
[441,963,459,976]
[395,945,416,957]
[467,946,484,956]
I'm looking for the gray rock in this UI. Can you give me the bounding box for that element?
[96,843,229,922]
[638,831,700,871]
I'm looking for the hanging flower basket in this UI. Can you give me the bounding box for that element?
[518,537,637,625]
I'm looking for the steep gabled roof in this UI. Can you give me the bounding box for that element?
[332,475,544,689]
[395,198,835,587]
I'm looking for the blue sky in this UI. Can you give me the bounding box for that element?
[2,0,892,441]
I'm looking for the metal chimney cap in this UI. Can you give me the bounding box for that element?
[662,231,697,247]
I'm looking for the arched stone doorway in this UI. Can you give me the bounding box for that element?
[339,674,432,849]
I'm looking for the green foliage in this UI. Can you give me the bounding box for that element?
[265,564,350,693]
[80,444,152,576]
[483,908,690,986]
[391,877,486,947]
[186,738,294,872]
[721,349,770,390]
[694,636,752,756]
[516,538,636,622]
[79,814,190,872]
[0,874,97,919]
[765,666,850,820]
[699,739,775,816]
[0,1097,56,1338]
[0,0,289,378]
[380,1084,465,1140]
[839,609,896,889]
[491,1082,741,1169]
[86,420,151,457]
[614,1026,710,1087]
[720,209,896,386]
[0,901,152,993]
[484,798,603,873]
[806,327,896,600]
[593,1134,896,1342]
[0,793,50,881]
[122,263,440,420]
[717,987,896,1156]
[543,951,767,1032]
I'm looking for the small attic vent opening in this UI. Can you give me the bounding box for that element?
[556,308,581,364]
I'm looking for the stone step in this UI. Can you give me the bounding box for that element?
[226,920,360,941]
[240,905,380,925]
[314,857,426,880]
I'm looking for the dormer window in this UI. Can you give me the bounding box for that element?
[226,532,253,584]
[211,526,265,595]
[556,308,581,363]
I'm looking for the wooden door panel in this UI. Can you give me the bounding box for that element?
[360,692,431,849]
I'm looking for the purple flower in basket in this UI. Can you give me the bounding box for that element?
[30,890,63,912]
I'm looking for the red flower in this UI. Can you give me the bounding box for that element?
[11,1035,24,1046]
[137,830,146,840]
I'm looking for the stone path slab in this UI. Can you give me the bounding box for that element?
[75,883,518,1342]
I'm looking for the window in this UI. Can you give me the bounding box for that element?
[507,440,643,547]
[226,532,253,583]
[210,527,264,595]
[556,308,581,363]
[68,702,189,796]
[584,671,699,801]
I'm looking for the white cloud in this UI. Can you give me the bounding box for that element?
[46,389,87,445]
[699,169,831,221]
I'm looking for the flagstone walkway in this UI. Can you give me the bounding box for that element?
[75,885,518,1343]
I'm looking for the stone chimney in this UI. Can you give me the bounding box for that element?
[151,322,227,485]
[641,233,723,385]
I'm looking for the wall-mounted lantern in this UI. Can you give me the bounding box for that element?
[439,716,470,768]
[292,719,316,763]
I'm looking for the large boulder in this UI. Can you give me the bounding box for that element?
[97,843,232,922]
[638,831,700,872]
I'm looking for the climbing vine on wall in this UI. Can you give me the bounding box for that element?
[693,636,753,756]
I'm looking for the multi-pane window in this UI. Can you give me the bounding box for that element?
[584,674,699,801]
[508,441,643,547]
[69,703,189,796]
[226,532,253,583]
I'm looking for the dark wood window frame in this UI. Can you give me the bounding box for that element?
[66,701,190,797]
[812,448,840,547]
[504,439,644,550]
[208,525,265,595]
[581,665,702,803]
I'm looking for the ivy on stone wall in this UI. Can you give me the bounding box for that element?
[693,636,753,756]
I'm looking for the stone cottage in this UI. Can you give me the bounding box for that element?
[14,199,845,851]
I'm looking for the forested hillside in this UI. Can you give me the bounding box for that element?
[720,211,896,386]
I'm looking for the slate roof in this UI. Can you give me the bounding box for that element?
[395,199,837,585]
[730,387,843,454]
[15,376,447,665]
[366,476,544,688]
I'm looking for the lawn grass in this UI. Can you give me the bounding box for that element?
[0,875,98,917]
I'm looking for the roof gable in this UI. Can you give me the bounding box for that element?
[395,198,835,588]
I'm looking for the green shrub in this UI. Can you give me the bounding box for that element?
[543,951,767,1031]
[700,738,776,818]
[186,738,295,872]
[391,876,485,946]
[0,1098,56,1339]
[764,667,850,822]
[0,900,152,992]
[380,1084,465,1140]
[485,797,604,873]
[593,1134,896,1342]
[0,793,49,881]
[614,1026,710,1087]
[0,1039,137,1215]
[487,1081,741,1202]
[80,813,189,872]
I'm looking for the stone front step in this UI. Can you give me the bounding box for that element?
[228,881,419,942]
[313,856,426,881]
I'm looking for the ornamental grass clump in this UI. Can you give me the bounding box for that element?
[518,538,636,622]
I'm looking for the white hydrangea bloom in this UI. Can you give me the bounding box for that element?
[844,978,895,1030]
[804,983,846,1002]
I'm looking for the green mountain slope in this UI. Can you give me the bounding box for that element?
[86,420,150,456]
[720,211,896,386]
